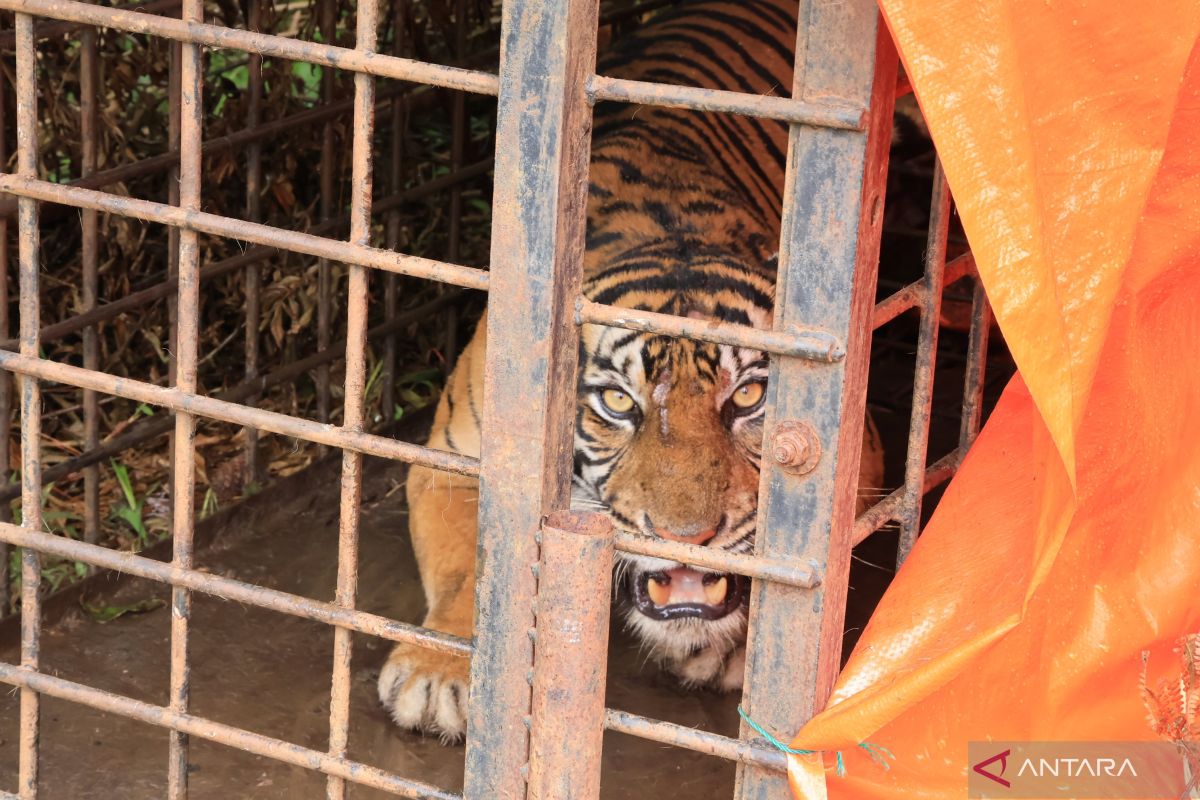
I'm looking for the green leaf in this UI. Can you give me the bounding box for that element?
[80,596,166,624]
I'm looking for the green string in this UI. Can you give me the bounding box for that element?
[737,707,895,778]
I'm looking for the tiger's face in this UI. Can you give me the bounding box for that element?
[572,276,774,690]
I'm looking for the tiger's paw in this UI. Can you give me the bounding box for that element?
[377,642,470,742]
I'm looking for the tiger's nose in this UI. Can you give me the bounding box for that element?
[645,516,717,546]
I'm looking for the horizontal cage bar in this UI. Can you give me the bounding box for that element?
[0,175,490,292]
[604,709,787,773]
[0,521,472,656]
[0,291,460,505]
[0,0,180,47]
[0,350,480,477]
[588,74,866,130]
[577,299,844,361]
[0,664,461,799]
[852,446,965,546]
[872,250,976,329]
[0,0,499,96]
[613,530,818,588]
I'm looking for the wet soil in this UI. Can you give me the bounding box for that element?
[0,326,999,799]
[0,424,767,799]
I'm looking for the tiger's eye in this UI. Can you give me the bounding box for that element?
[731,382,765,410]
[601,388,635,415]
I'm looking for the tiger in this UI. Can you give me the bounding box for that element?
[377,0,884,740]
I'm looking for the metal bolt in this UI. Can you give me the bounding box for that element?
[771,420,820,475]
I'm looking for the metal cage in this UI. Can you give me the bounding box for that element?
[0,0,993,797]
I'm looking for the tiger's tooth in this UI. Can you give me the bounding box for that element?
[704,576,728,605]
[647,577,671,606]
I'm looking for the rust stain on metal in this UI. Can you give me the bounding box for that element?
[0,521,472,657]
[528,511,613,800]
[0,175,491,292]
[588,74,866,130]
[0,0,500,95]
[0,350,480,477]
[770,420,822,476]
[578,299,845,361]
[327,0,381,793]
[15,11,44,797]
[604,709,787,773]
[0,664,462,800]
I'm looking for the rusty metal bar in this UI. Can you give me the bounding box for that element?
[736,7,897,798]
[895,162,950,568]
[0,0,500,95]
[0,0,181,47]
[852,447,965,546]
[166,0,204,789]
[80,21,100,566]
[166,35,182,546]
[604,709,788,773]
[0,664,462,799]
[242,0,263,490]
[0,291,462,507]
[588,74,866,130]
[470,0,600,791]
[0,176,491,291]
[0,80,452,221]
[0,61,13,614]
[15,12,43,797]
[528,511,614,800]
[613,530,817,588]
[577,299,845,361]
[959,278,992,450]
[442,0,467,376]
[0,351,480,477]
[0,521,472,655]
[326,0,380,793]
[315,0,335,430]
[872,250,975,329]
[382,0,409,421]
[0,160,491,352]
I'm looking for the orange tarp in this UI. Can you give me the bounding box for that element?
[789,2,1200,797]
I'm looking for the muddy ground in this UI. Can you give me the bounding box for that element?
[0,429,853,799]
[0,320,985,799]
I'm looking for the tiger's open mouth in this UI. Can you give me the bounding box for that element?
[632,567,749,621]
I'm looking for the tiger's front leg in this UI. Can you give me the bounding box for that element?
[378,326,486,742]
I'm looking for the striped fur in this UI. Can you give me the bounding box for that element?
[379,0,884,739]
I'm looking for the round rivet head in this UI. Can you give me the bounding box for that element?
[770,420,821,475]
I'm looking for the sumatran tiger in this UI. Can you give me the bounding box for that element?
[378,0,884,739]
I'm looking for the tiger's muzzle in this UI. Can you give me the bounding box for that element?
[630,566,749,621]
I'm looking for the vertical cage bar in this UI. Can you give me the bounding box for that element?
[442,0,467,374]
[735,5,897,799]
[14,12,42,797]
[166,0,204,793]
[316,0,335,429]
[470,0,599,793]
[0,68,12,614]
[382,0,408,421]
[80,23,100,562]
[528,511,613,800]
[166,39,182,525]
[243,0,263,489]
[958,278,991,450]
[14,13,41,796]
[895,162,949,567]
[326,1,379,796]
